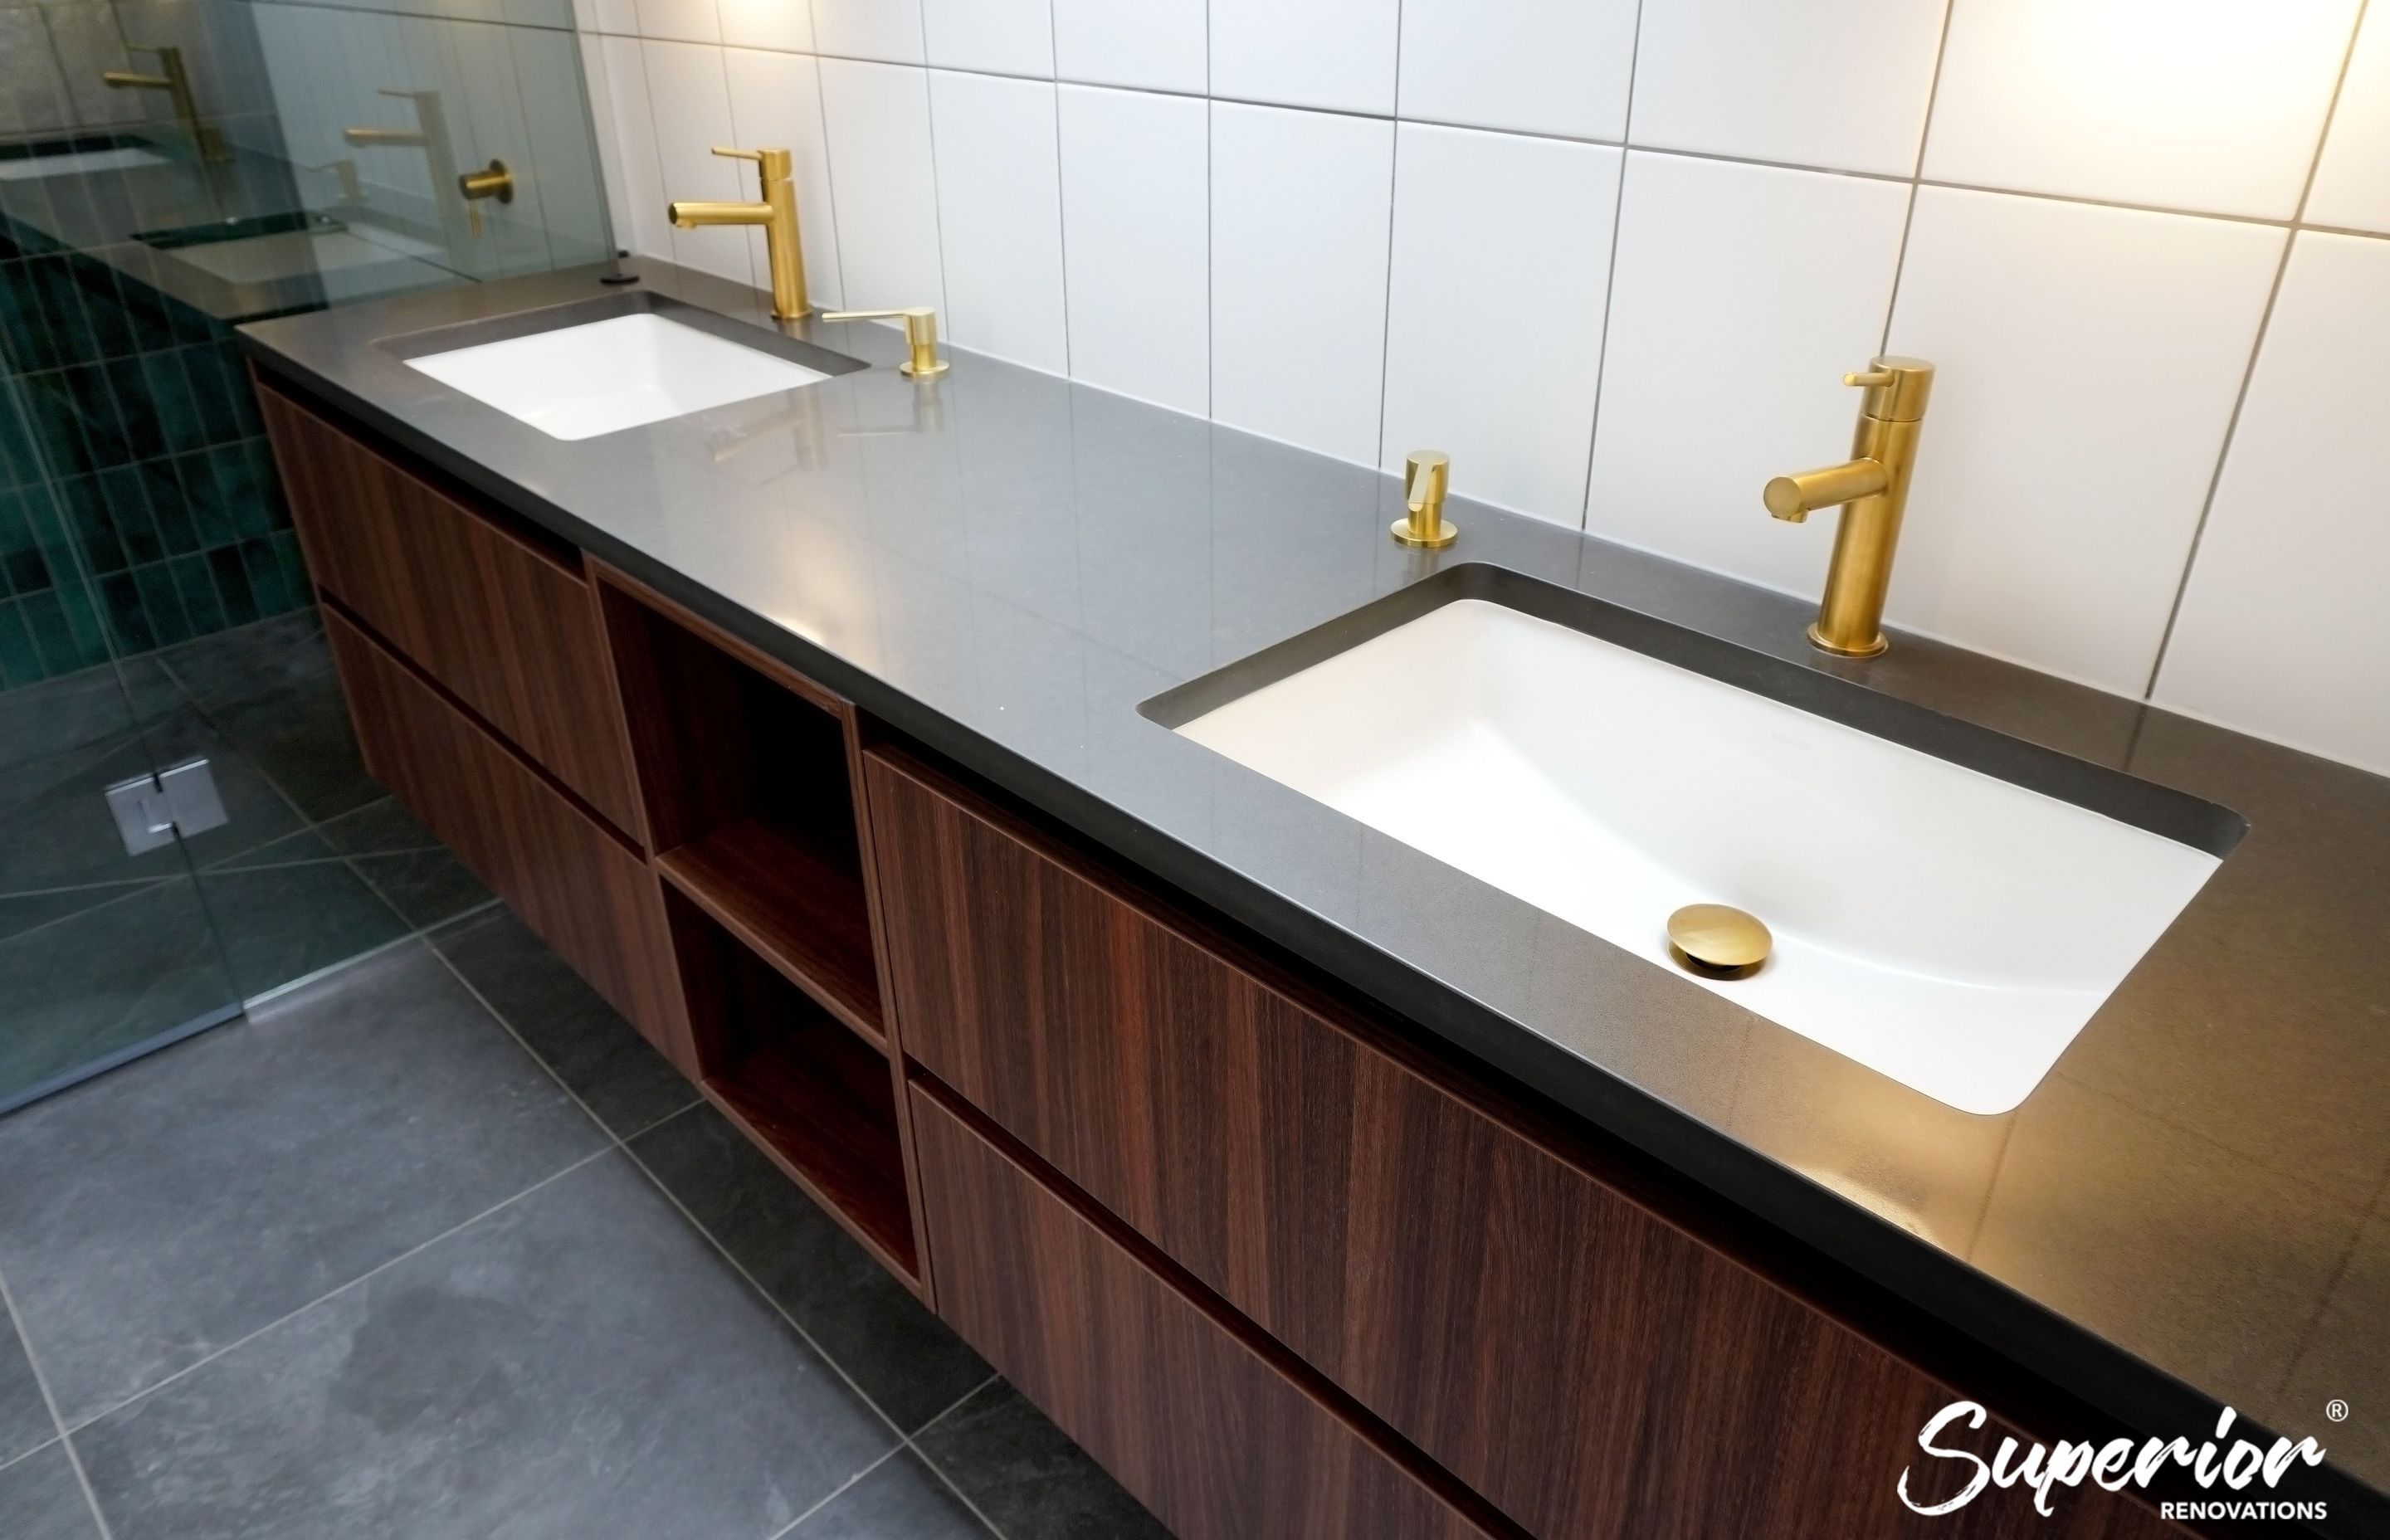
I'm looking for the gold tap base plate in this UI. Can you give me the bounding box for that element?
[1391,518,1458,550]
[1807,623,1886,658]
[899,359,949,379]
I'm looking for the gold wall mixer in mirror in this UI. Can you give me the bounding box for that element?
[669,146,807,319]
[102,45,228,163]
[1763,356,1935,658]
[1392,450,1456,548]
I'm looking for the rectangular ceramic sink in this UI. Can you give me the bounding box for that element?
[0,144,169,182]
[1145,568,2242,1115]
[397,296,858,441]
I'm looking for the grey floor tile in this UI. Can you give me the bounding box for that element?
[0,880,165,947]
[0,943,605,1425]
[915,1382,1172,1540]
[0,877,235,1111]
[195,828,410,998]
[0,655,177,775]
[158,611,378,823]
[0,1306,55,1465]
[794,1450,994,1539]
[432,908,696,1138]
[321,799,492,931]
[76,1153,897,1540]
[628,1104,990,1435]
[0,1443,98,1540]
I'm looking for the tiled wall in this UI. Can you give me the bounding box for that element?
[578,0,2390,777]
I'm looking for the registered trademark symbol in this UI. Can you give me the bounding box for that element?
[2326,1399,2350,1422]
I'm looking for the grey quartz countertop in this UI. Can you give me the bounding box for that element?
[241,261,2390,1523]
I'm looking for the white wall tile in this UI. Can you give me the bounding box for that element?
[640,41,755,284]
[1630,0,1946,175]
[632,0,719,44]
[1585,154,1910,582]
[593,0,639,37]
[1212,0,1398,115]
[923,0,1052,78]
[598,34,674,261]
[2307,6,2390,232]
[1056,85,1208,414]
[724,46,842,309]
[1396,0,1637,141]
[2155,232,2390,775]
[717,0,811,53]
[1924,0,2359,218]
[817,57,945,311]
[1052,0,1204,93]
[1882,188,2283,691]
[1210,102,1394,464]
[578,32,633,248]
[1381,125,1620,525]
[929,71,1068,372]
[811,0,927,65]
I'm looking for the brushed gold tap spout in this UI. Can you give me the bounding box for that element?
[346,90,468,242]
[669,146,807,319]
[104,45,227,163]
[1763,356,1934,659]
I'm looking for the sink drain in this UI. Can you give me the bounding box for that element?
[1667,904,1771,980]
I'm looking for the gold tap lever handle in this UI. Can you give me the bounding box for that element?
[819,306,948,378]
[1392,450,1456,549]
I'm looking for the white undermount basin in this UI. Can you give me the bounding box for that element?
[405,312,829,440]
[1173,598,2226,1114]
[0,146,169,181]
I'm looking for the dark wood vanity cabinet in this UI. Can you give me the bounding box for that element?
[257,383,642,837]
[258,378,2194,1540]
[321,606,685,1050]
[865,749,2185,1540]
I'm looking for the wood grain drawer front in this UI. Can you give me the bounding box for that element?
[910,1088,1496,1540]
[324,607,687,1063]
[868,753,2182,1540]
[257,386,640,838]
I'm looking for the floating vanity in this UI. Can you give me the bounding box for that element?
[240,261,2390,1539]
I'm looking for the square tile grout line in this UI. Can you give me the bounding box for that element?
[49,1146,617,1440]
[0,1256,120,1540]
[423,930,1032,1539]
[421,941,922,1435]
[762,1372,1009,1540]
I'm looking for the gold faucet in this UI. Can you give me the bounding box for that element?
[1391,450,1456,548]
[670,147,808,319]
[819,307,948,378]
[1763,356,1935,657]
[346,90,468,242]
[103,45,228,163]
[456,159,513,236]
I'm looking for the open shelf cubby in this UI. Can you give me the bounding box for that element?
[602,579,885,1049]
[667,885,916,1280]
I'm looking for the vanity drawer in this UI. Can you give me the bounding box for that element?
[257,382,642,839]
[324,606,688,1065]
[866,750,2184,1540]
[910,1084,1497,1540]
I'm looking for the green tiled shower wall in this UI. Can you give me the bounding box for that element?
[0,241,309,688]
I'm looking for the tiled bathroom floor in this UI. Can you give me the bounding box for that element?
[0,905,1173,1539]
[0,609,491,1105]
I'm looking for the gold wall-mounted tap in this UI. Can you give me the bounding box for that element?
[820,307,948,378]
[456,158,512,236]
[1763,356,1935,658]
[1392,450,1456,548]
[346,90,466,242]
[103,45,228,163]
[301,158,363,205]
[670,146,808,319]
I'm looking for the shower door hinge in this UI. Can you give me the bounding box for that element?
[105,757,230,856]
